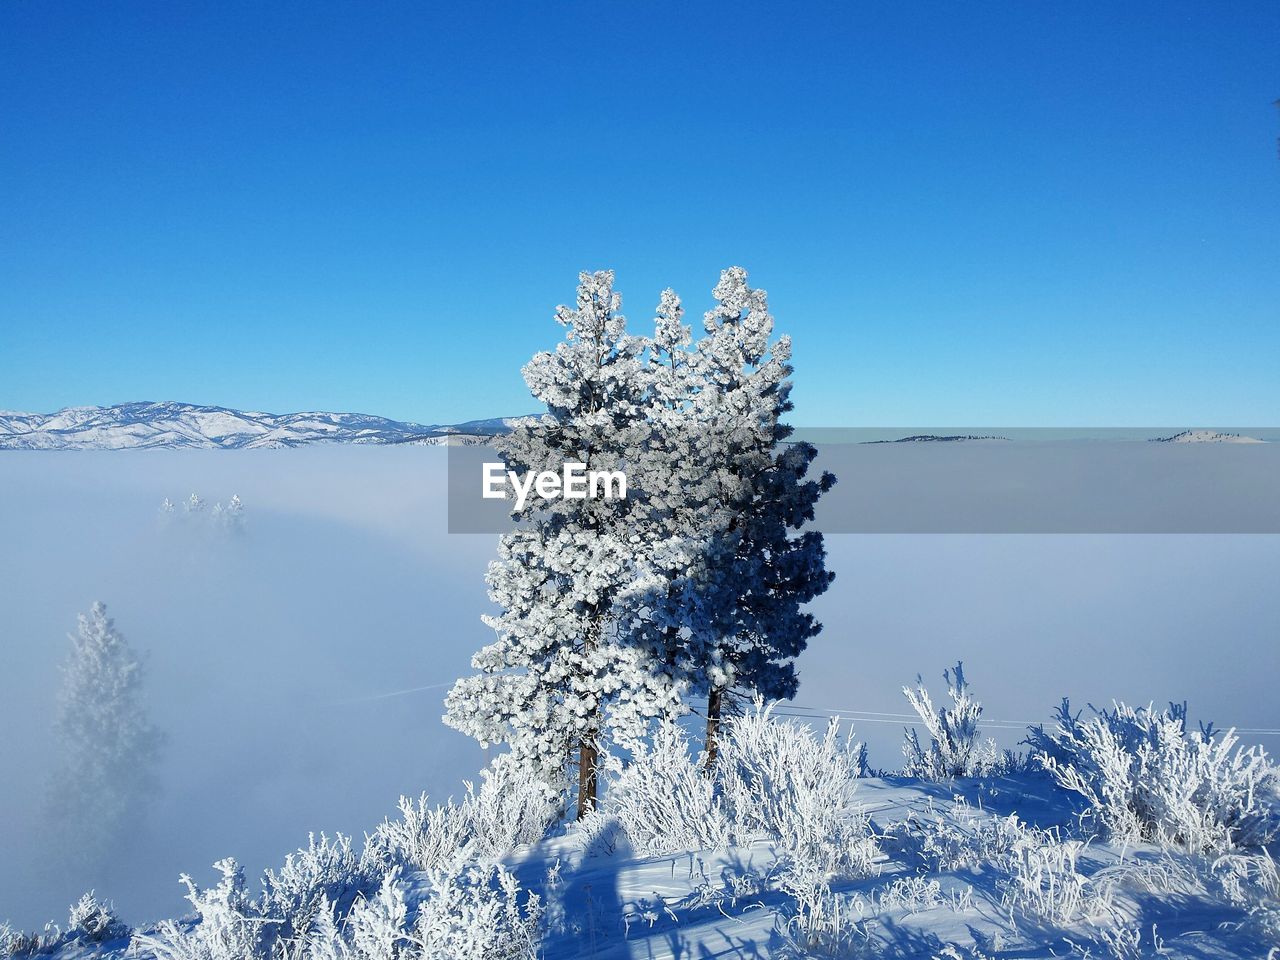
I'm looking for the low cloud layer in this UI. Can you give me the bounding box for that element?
[1,448,1277,928]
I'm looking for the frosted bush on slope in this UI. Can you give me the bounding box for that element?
[604,720,730,855]
[66,891,128,943]
[464,755,561,860]
[998,838,1113,926]
[902,661,1001,780]
[1211,850,1280,944]
[0,923,62,959]
[718,701,878,879]
[886,798,1043,873]
[137,758,555,960]
[366,758,558,872]
[298,872,407,960]
[288,867,540,960]
[259,834,382,942]
[773,872,877,960]
[411,865,542,960]
[602,703,875,877]
[136,859,543,960]
[1031,700,1278,852]
[365,795,472,874]
[133,858,269,960]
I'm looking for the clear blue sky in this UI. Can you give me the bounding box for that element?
[1,1,1277,426]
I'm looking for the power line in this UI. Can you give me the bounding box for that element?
[334,680,1280,736]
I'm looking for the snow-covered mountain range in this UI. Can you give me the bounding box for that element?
[0,402,530,450]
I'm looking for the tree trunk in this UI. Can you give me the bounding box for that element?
[576,735,598,819]
[703,686,724,773]
[577,605,602,820]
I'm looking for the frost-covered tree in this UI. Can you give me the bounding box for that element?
[633,268,835,766]
[48,602,162,870]
[445,271,680,818]
[447,266,835,812]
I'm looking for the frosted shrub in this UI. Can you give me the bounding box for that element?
[902,662,1001,780]
[412,864,542,960]
[605,720,731,855]
[1023,698,1087,769]
[999,838,1113,926]
[302,865,541,960]
[133,858,270,960]
[0,924,22,959]
[0,924,63,958]
[1033,701,1278,852]
[1210,851,1280,943]
[719,701,878,879]
[287,871,407,960]
[463,756,560,860]
[259,833,380,942]
[67,891,128,943]
[774,869,876,960]
[873,876,947,914]
[324,871,408,960]
[890,799,1044,873]
[365,795,473,873]
[1080,923,1167,960]
[366,761,557,874]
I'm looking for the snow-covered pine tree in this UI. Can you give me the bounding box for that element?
[642,267,836,767]
[48,602,163,871]
[445,271,680,819]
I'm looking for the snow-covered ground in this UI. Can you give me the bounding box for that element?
[1,448,1277,952]
[13,769,1280,959]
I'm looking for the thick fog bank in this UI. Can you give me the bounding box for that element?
[1,448,1277,928]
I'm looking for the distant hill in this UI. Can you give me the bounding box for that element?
[0,402,535,449]
[1149,430,1265,444]
[864,434,1011,444]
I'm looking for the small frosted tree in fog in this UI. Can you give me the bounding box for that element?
[48,602,162,868]
[212,494,246,531]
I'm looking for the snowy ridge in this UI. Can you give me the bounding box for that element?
[0,403,534,450]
